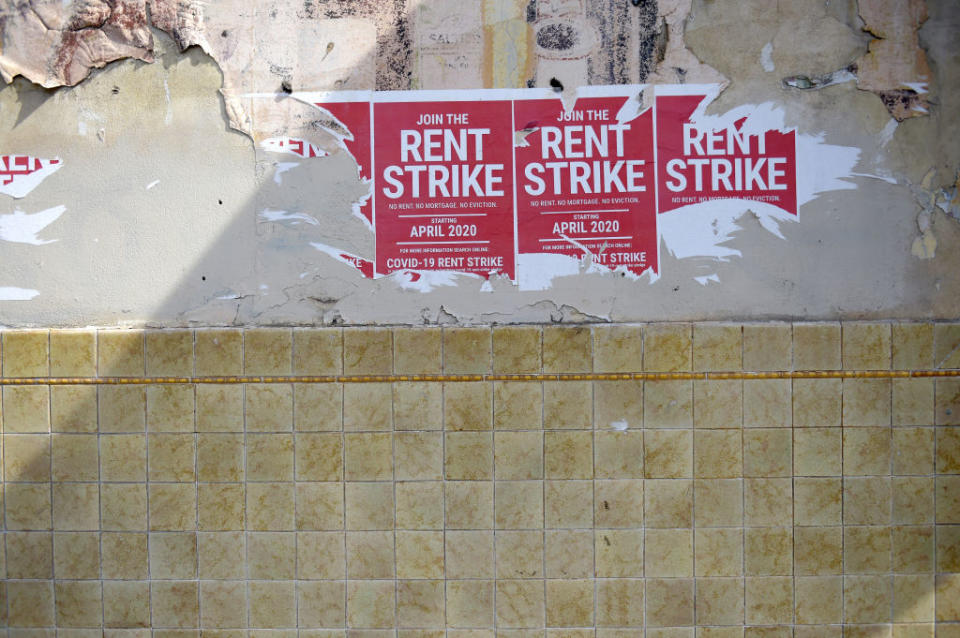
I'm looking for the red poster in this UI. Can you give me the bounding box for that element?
[656,91,797,215]
[373,97,516,279]
[312,99,374,225]
[513,91,658,278]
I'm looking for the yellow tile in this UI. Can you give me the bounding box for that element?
[844,379,892,426]
[53,531,100,579]
[493,326,541,373]
[445,381,493,430]
[198,531,246,579]
[391,382,441,431]
[345,580,394,629]
[936,379,960,425]
[845,525,892,573]
[148,433,196,482]
[937,426,960,473]
[395,481,443,530]
[6,531,52,578]
[493,381,541,430]
[246,482,295,531]
[196,384,243,432]
[103,580,150,628]
[98,385,146,433]
[596,579,644,627]
[149,532,198,579]
[693,430,742,478]
[843,322,892,370]
[444,327,490,374]
[196,434,243,482]
[495,431,542,480]
[545,580,594,627]
[936,525,960,572]
[936,573,960,621]
[844,574,891,623]
[248,581,296,628]
[3,385,50,432]
[51,433,98,481]
[694,479,742,526]
[342,328,391,375]
[447,580,494,628]
[392,328,440,374]
[397,580,445,628]
[595,529,643,577]
[246,383,294,432]
[8,580,55,628]
[248,531,296,579]
[744,576,792,624]
[843,427,892,475]
[794,477,842,525]
[4,433,50,481]
[244,328,293,375]
[440,545,498,600]
[100,434,146,481]
[52,483,99,530]
[545,529,594,578]
[544,480,593,528]
[445,481,494,529]
[347,531,395,579]
[793,378,841,427]
[644,380,693,428]
[644,323,692,372]
[495,478,545,531]
[194,329,242,376]
[645,528,692,577]
[644,429,693,478]
[595,431,644,478]
[543,381,591,429]
[101,532,148,579]
[743,428,791,477]
[146,385,195,432]
[934,323,960,368]
[795,576,842,624]
[50,385,97,433]
[893,323,933,370]
[893,574,935,622]
[295,383,342,431]
[694,379,743,429]
[245,432,293,481]
[149,483,197,531]
[445,431,493,480]
[893,379,934,426]
[693,324,741,371]
[844,476,892,525]
[55,580,103,627]
[644,479,692,528]
[100,484,148,531]
[744,527,792,575]
[98,330,144,377]
[496,529,544,577]
[793,323,841,370]
[794,428,842,476]
[743,323,791,371]
[744,478,792,526]
[49,330,95,377]
[743,379,792,428]
[645,578,693,627]
[695,577,743,625]
[296,531,344,579]
[293,432,342,481]
[298,580,346,628]
[594,479,643,528]
[543,326,592,373]
[793,526,842,575]
[795,627,841,638]
[145,330,194,376]
[395,530,444,579]
[496,579,545,628]
[343,382,391,431]
[295,483,343,531]
[937,475,960,522]
[594,380,643,430]
[199,581,247,628]
[343,432,392,480]
[544,431,592,478]
[151,581,199,627]
[345,482,394,530]
[294,328,342,375]
[594,325,643,372]
[2,330,49,377]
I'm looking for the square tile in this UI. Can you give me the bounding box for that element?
[937,475,960,522]
[893,379,935,426]
[395,481,443,530]
[794,526,842,575]
[545,580,594,627]
[493,381,542,430]
[693,430,742,478]
[644,323,692,372]
[595,431,644,478]
[544,480,593,528]
[936,379,960,425]
[543,326,592,373]
[50,330,95,377]
[743,379,791,428]
[644,478,692,528]
[937,426,960,473]
[196,384,243,432]
[495,481,543,529]
[597,579,644,627]
[295,482,343,531]
[793,477,842,525]
[794,428,842,476]
[148,433,196,482]
[446,530,494,578]
[2,330,48,377]
[646,578,694,627]
[744,527,792,575]
[50,385,98,433]
[5,482,51,530]
[6,531,53,578]
[394,431,443,480]
[100,484,148,531]
[936,525,960,572]
[445,481,494,529]
[934,323,960,368]
[497,529,544,578]
[98,330,144,377]
[445,382,493,430]
[99,385,145,433]
[344,432,392,480]
[294,328,343,375]
[444,328,490,374]
[5,433,51,481]
[793,323,841,370]
[493,326,541,373]
[393,328,440,374]
[793,379,841,427]
[544,431,593,478]
[343,328,392,375]
[694,379,742,429]
[645,430,693,478]
[100,434,147,481]
[795,576,842,624]
[594,479,643,528]
[446,431,493,480]
[346,580,395,628]
[103,580,150,628]
[843,427,891,475]
[545,529,594,578]
[295,383,342,431]
[298,580,346,628]
[844,574,892,623]
[447,580,494,628]
[892,323,933,370]
[146,385,195,432]
[844,476,892,524]
[694,479,742,527]
[543,381,592,429]
[197,434,244,482]
[7,580,55,627]
[596,529,643,577]
[496,579,545,628]
[199,580,247,628]
[246,383,294,432]
[495,431,543,480]
[845,525,891,573]
[843,322,891,370]
[744,576,792,624]
[345,482,394,530]
[345,530,395,578]
[52,483,100,530]
[936,573,960,621]
[645,528,692,576]
[149,484,197,531]
[594,325,643,372]
[248,581,296,628]
[394,381,442,430]
[743,324,791,371]
[53,531,100,579]
[248,531,296,579]
[198,531,246,579]
[844,379,892,426]
[3,385,51,432]
[395,530,444,579]
[55,580,103,627]
[101,532,148,579]
[398,580,445,627]
[695,577,743,625]
[594,380,643,430]
[245,432,294,481]
[149,532,197,579]
[893,574,935,622]
[244,328,292,375]
[145,330,194,376]
[644,380,693,429]
[693,324,741,371]
[246,482,295,531]
[744,478,792,526]
[194,330,243,376]
[743,428,792,477]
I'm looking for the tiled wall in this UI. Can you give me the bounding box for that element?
[0,323,959,636]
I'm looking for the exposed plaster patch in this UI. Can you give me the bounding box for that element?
[760,42,774,72]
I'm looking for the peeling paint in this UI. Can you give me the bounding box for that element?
[760,42,774,73]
